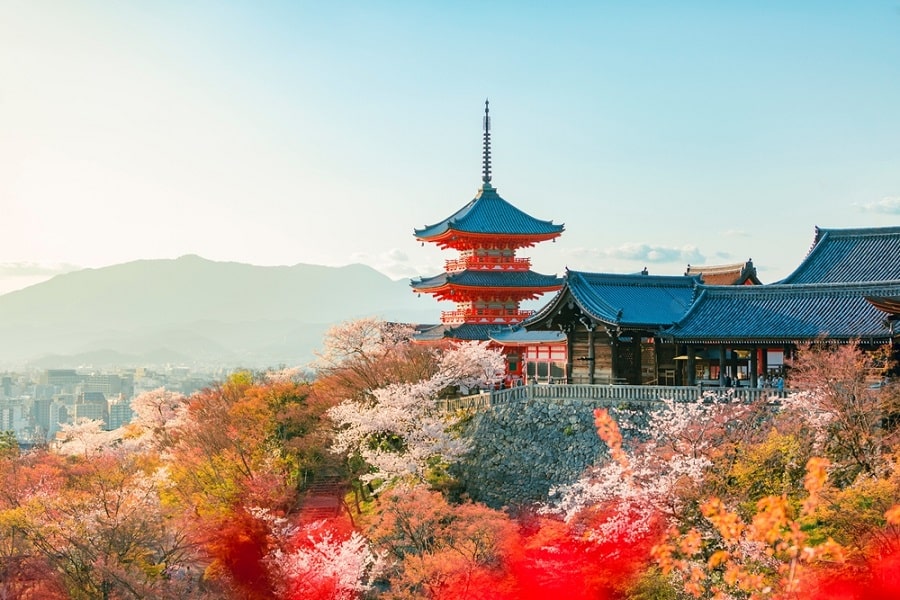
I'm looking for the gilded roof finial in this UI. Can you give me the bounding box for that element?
[482,99,492,188]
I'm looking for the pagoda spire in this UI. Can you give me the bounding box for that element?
[482,99,492,188]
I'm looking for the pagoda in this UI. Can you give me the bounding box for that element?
[411,101,565,362]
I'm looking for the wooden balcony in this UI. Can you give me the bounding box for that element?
[441,308,535,324]
[445,256,531,272]
[437,383,794,412]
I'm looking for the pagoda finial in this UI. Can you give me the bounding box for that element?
[482,99,492,188]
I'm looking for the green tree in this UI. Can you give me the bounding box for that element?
[0,430,18,459]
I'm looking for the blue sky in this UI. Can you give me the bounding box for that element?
[1,1,898,296]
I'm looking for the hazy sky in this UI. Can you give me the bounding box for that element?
[2,1,899,296]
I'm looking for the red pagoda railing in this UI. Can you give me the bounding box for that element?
[445,256,531,272]
[441,308,535,324]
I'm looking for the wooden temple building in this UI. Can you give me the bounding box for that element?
[410,101,564,378]
[505,226,900,387]
[409,106,900,388]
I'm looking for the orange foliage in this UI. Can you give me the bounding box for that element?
[594,408,629,472]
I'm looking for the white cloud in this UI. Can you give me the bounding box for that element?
[855,196,900,214]
[385,248,409,262]
[603,243,705,264]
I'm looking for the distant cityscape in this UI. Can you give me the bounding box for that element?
[0,366,231,444]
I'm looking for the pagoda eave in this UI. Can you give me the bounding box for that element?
[413,285,562,301]
[417,230,561,250]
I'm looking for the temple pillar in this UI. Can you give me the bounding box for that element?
[686,344,696,386]
[750,346,759,388]
[632,335,642,385]
[718,346,727,386]
[610,333,619,384]
[587,326,596,385]
[653,336,661,386]
[730,348,738,385]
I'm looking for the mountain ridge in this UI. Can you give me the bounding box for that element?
[0,255,440,369]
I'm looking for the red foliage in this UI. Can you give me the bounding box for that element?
[277,515,365,600]
[0,555,69,600]
[404,511,656,600]
[503,515,656,600]
[800,550,900,600]
[204,508,275,599]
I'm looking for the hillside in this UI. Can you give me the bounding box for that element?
[0,255,440,369]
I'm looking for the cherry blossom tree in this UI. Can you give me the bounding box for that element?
[129,387,189,449]
[55,418,117,457]
[328,379,469,489]
[547,393,759,542]
[784,342,900,483]
[327,340,505,490]
[313,317,436,402]
[251,508,382,600]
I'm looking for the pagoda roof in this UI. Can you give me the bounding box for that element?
[412,322,503,342]
[411,269,563,293]
[665,280,900,344]
[528,270,701,329]
[685,259,762,285]
[778,226,900,284]
[414,185,564,243]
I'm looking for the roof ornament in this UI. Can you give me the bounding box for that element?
[481,99,493,189]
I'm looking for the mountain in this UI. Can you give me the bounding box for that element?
[0,255,440,369]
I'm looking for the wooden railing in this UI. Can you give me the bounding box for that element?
[440,309,535,324]
[437,384,794,413]
[445,256,531,272]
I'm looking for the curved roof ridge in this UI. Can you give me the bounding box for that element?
[566,270,700,287]
[520,270,575,325]
[670,287,709,330]
[410,269,563,291]
[778,225,900,284]
[706,279,900,294]
[815,225,900,238]
[567,271,623,321]
[414,186,564,239]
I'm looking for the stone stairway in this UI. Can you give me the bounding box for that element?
[299,475,345,522]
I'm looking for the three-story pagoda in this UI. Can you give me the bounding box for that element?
[411,101,565,356]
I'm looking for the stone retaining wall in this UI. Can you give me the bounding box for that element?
[452,396,656,509]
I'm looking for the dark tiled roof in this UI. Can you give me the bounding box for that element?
[489,327,567,345]
[411,270,563,291]
[412,323,504,342]
[667,281,900,344]
[530,270,700,328]
[414,185,564,240]
[778,226,900,284]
